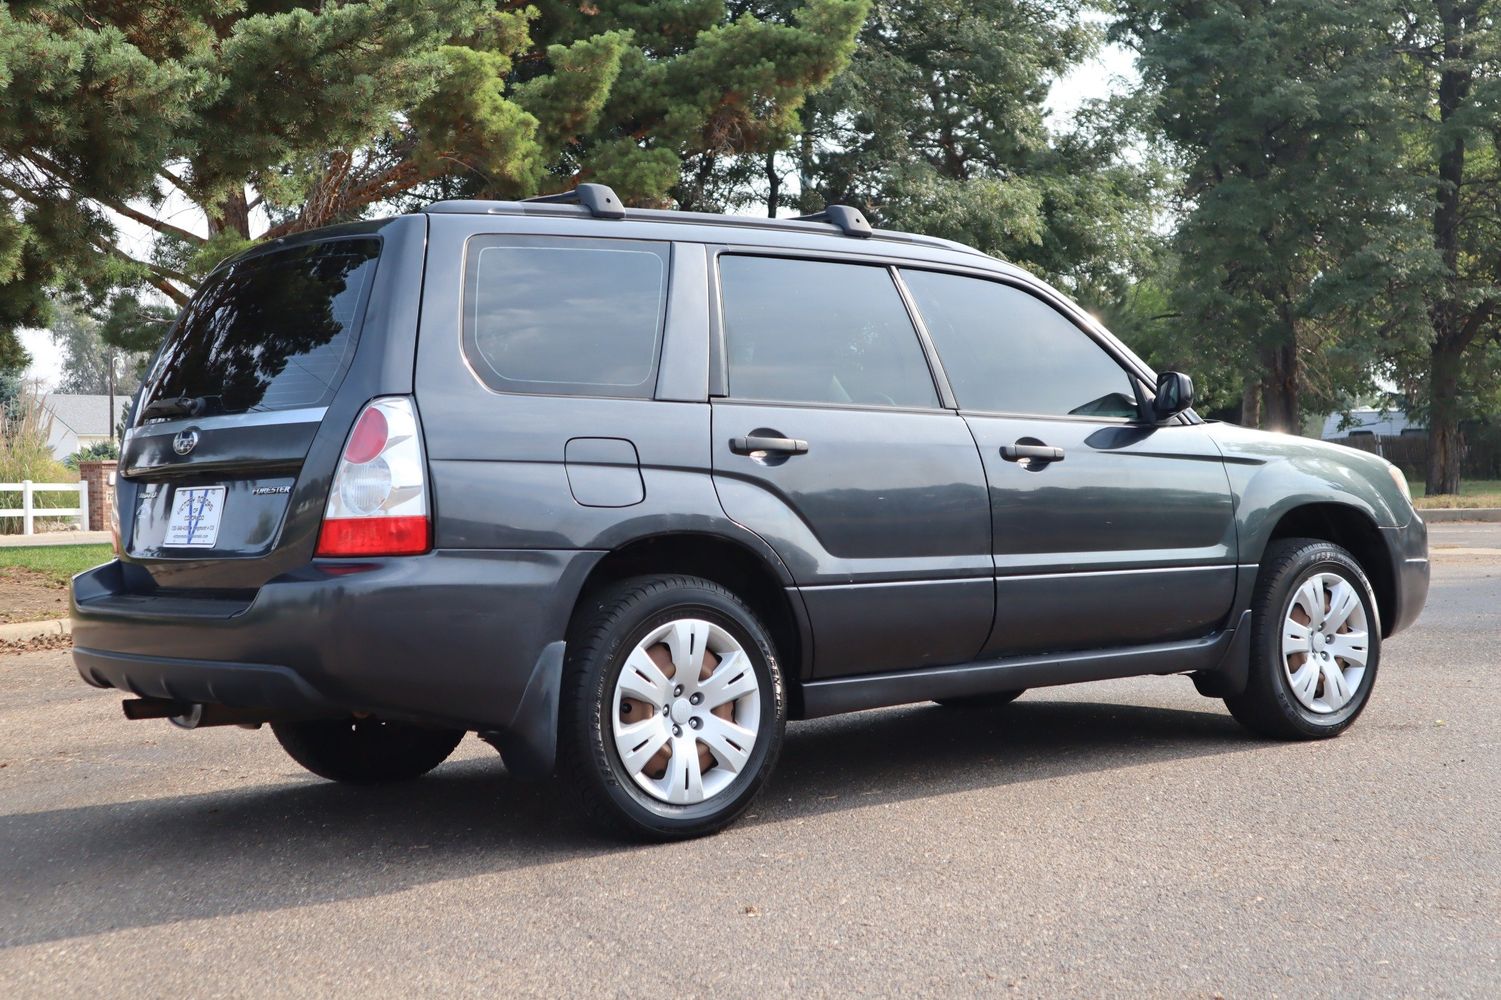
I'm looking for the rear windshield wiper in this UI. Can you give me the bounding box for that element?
[139,395,217,421]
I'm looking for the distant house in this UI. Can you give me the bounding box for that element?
[1319,408,1423,441]
[39,394,130,460]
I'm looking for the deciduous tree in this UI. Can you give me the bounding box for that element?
[1116,0,1428,434]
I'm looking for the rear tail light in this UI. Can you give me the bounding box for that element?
[316,397,430,557]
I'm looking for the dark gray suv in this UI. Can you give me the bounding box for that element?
[70,186,1430,839]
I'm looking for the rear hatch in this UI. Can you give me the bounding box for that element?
[115,218,425,593]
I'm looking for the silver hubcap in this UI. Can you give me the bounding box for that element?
[1282,571,1369,714]
[611,618,762,805]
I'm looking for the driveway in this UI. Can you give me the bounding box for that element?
[1,525,1496,997]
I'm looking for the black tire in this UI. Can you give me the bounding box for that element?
[558,575,786,841]
[271,717,465,783]
[933,689,1026,709]
[1224,538,1381,740]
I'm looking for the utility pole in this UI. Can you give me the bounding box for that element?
[106,348,118,444]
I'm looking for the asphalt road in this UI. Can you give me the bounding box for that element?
[1,526,1497,998]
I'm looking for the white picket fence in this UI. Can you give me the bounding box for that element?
[0,480,90,535]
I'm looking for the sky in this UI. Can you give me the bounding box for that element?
[19,41,1139,392]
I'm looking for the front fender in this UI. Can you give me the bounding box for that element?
[1207,423,1409,563]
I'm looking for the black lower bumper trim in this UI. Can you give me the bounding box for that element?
[74,647,340,715]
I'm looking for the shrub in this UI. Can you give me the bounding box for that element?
[63,439,120,470]
[1,388,79,535]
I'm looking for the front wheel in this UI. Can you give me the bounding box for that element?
[1225,538,1381,740]
[271,717,465,783]
[558,575,786,841]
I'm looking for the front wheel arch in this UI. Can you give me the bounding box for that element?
[1260,502,1395,637]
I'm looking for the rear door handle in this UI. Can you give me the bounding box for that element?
[731,435,809,456]
[1000,443,1064,463]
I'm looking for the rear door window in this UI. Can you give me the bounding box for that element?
[718,255,939,409]
[141,238,382,417]
[901,269,1141,419]
[463,236,670,398]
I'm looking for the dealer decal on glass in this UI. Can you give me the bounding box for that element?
[165,486,226,548]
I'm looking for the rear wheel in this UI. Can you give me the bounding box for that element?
[1225,538,1380,740]
[558,575,785,841]
[934,689,1025,709]
[271,717,465,783]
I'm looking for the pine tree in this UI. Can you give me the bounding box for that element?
[783,1,1163,320]
[0,1,865,358]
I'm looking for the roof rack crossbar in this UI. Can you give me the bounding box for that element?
[522,183,626,220]
[793,204,873,239]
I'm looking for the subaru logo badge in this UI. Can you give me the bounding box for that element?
[172,429,199,456]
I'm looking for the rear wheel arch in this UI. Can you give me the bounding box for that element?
[568,532,808,682]
[1262,503,1395,636]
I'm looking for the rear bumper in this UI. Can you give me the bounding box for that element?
[1382,515,1429,637]
[70,549,601,732]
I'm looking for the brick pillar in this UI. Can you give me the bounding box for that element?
[79,460,118,532]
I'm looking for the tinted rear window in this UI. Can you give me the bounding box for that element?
[141,238,382,417]
[463,236,670,398]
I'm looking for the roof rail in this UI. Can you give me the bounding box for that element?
[522,183,626,220]
[793,204,872,239]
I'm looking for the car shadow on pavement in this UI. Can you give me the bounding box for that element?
[0,697,1251,949]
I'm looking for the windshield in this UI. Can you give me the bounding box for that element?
[139,238,382,419]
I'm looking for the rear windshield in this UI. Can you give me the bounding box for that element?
[140,238,382,418]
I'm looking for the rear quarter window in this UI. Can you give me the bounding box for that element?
[462,236,670,398]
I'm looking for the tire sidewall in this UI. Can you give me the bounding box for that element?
[577,582,785,837]
[1257,547,1381,735]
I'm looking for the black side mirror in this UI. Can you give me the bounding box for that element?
[1153,371,1194,419]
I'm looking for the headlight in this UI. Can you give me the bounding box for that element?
[1387,463,1413,507]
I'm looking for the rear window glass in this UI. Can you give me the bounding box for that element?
[141,238,382,417]
[463,236,670,398]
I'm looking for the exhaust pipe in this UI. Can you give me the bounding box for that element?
[120,698,271,729]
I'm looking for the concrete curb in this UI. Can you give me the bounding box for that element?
[1419,507,1501,523]
[0,618,72,643]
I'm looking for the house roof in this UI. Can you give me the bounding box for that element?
[40,394,131,437]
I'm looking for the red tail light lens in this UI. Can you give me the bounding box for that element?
[344,407,389,464]
[316,515,429,557]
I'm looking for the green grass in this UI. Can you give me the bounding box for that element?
[1409,478,1501,510]
[0,544,114,586]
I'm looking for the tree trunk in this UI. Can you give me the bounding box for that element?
[765,151,781,218]
[1424,1,1477,496]
[207,189,251,239]
[797,129,816,212]
[1260,340,1300,434]
[1239,376,1262,428]
[1425,341,1464,495]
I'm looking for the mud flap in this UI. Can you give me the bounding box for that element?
[483,641,565,779]
[1190,610,1252,698]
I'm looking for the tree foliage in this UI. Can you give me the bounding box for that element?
[791,0,1164,312]
[48,301,147,395]
[1391,1,1501,493]
[0,0,866,357]
[1115,0,1432,433]
[7,1,1501,497]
